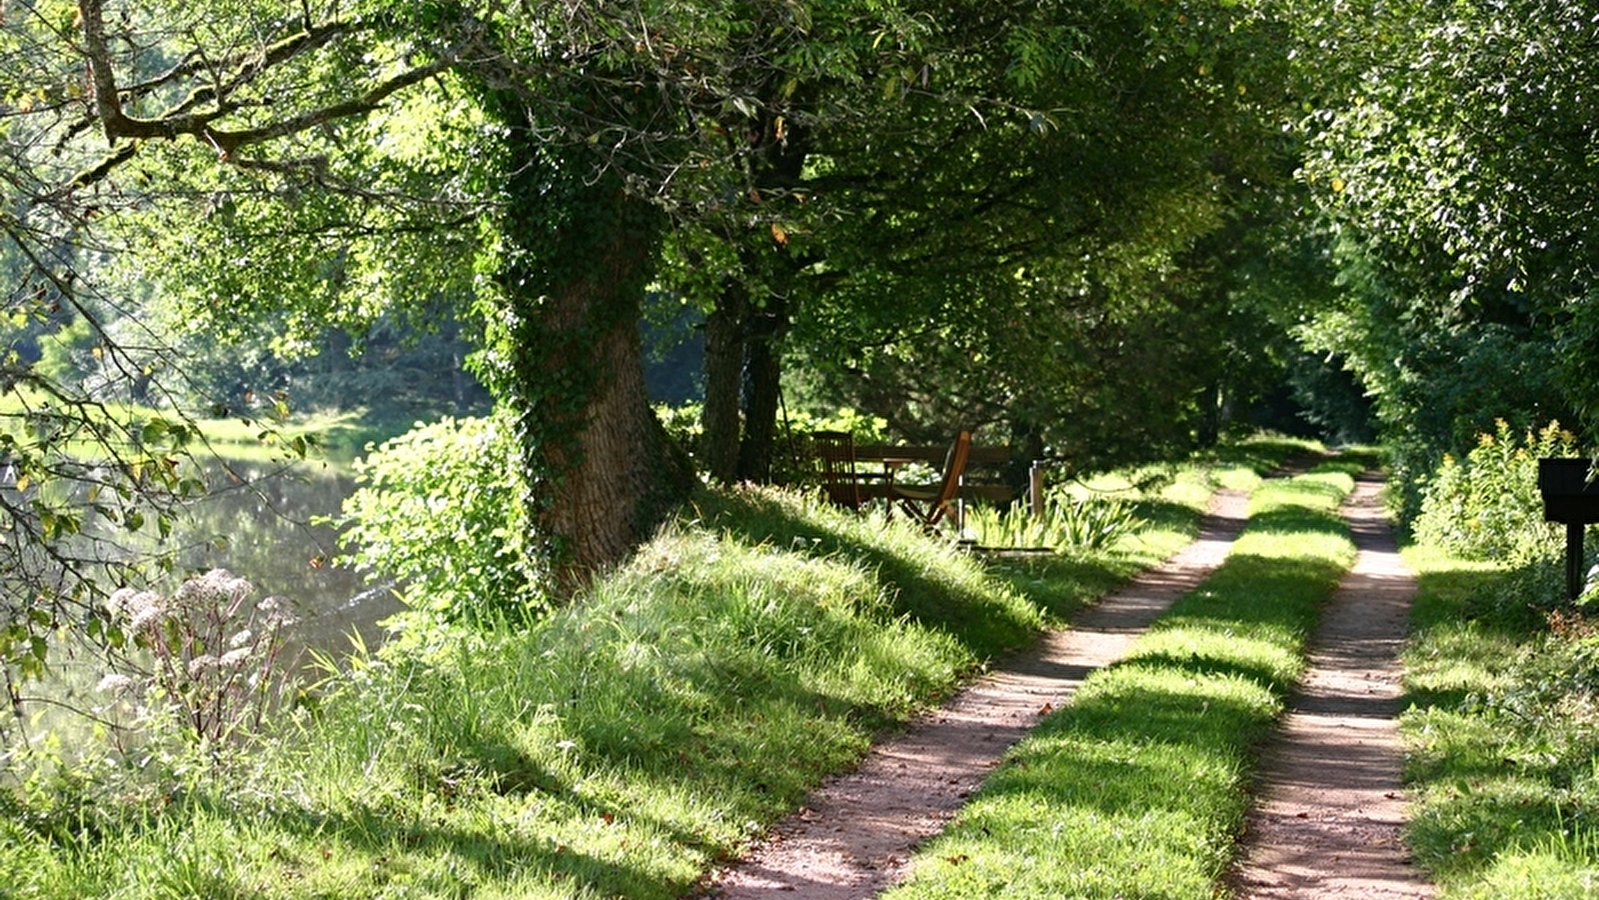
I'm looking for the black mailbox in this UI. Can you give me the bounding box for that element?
[1537,458,1599,600]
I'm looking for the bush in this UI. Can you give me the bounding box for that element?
[337,411,543,642]
[1413,420,1578,563]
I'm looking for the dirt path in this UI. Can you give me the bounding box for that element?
[702,487,1251,899]
[1228,474,1435,899]
[702,472,1433,900]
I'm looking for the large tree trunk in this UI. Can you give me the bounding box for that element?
[523,290,691,587]
[495,122,695,595]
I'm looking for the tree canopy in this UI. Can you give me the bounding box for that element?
[5,0,1597,662]
[1291,0,1599,503]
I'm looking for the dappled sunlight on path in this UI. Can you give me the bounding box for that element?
[1228,474,1436,899]
[701,489,1251,900]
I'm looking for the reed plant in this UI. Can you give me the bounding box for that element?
[963,494,1145,552]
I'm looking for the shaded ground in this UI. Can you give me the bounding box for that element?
[702,473,1434,900]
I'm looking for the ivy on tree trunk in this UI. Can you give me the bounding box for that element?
[491,109,695,594]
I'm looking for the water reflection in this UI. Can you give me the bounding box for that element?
[1,459,400,750]
[179,460,401,656]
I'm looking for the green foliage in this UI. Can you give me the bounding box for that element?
[1293,0,1599,492]
[1298,0,1599,295]
[1413,420,1577,563]
[338,412,543,640]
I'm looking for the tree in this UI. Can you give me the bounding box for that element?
[776,0,1304,469]
[4,0,995,626]
[1293,0,1599,480]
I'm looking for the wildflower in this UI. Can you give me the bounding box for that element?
[130,602,165,636]
[219,647,253,669]
[109,587,159,622]
[228,628,254,649]
[258,595,299,628]
[187,654,220,680]
[106,587,138,616]
[175,569,252,612]
[96,673,136,696]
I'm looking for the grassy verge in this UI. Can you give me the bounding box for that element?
[1401,545,1599,897]
[0,440,1307,900]
[878,459,1358,900]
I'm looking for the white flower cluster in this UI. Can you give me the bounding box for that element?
[172,568,254,613]
[95,568,304,746]
[95,672,136,697]
[105,571,298,636]
[106,587,166,636]
[255,594,300,629]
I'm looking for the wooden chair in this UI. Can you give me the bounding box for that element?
[892,430,972,530]
[811,430,864,509]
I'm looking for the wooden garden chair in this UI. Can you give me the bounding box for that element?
[811,430,865,509]
[891,430,972,531]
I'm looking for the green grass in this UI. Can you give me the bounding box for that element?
[879,461,1357,900]
[0,439,1312,900]
[1400,545,1599,897]
[0,386,407,469]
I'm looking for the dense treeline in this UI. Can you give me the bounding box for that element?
[2,0,1597,642]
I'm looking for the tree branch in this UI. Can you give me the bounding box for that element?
[74,0,458,177]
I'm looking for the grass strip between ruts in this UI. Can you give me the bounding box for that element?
[880,459,1360,900]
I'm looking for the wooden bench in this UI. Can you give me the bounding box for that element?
[853,442,1045,514]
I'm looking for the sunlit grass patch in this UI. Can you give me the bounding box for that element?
[1401,545,1599,896]
[1453,833,1599,900]
[991,442,1311,626]
[883,464,1356,900]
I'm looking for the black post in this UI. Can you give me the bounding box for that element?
[1568,521,1586,602]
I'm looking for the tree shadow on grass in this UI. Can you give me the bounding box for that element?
[1133,497,1209,537]
[196,788,676,900]
[965,672,1277,824]
[1205,437,1327,475]
[688,487,1043,658]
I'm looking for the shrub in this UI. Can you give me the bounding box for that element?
[1413,420,1578,563]
[337,411,543,641]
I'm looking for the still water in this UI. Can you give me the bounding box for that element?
[1,459,402,749]
[172,459,403,655]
